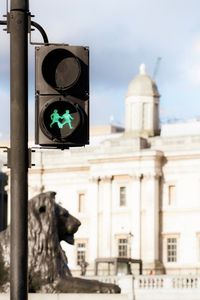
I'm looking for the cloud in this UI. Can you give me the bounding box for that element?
[1,0,200,134]
[179,37,200,87]
[90,86,125,125]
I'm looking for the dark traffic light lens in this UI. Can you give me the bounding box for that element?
[42,49,81,91]
[40,98,81,142]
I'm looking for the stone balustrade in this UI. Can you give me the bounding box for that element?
[1,275,200,300]
[135,275,200,289]
[87,274,200,300]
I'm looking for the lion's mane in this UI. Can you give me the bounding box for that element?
[28,191,72,291]
[0,191,74,292]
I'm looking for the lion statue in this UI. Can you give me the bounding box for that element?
[0,191,120,293]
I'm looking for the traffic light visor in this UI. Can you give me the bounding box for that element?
[42,49,81,91]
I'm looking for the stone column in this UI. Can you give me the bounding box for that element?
[98,176,113,257]
[129,174,143,259]
[141,173,164,274]
[89,176,100,260]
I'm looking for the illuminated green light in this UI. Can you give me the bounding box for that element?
[40,98,81,142]
[50,109,74,129]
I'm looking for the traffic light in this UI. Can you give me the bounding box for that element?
[35,44,89,149]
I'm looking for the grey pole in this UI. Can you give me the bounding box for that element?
[10,0,29,299]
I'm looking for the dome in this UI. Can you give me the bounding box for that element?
[127,64,160,97]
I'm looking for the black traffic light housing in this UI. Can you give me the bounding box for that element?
[35,44,89,149]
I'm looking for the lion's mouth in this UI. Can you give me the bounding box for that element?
[65,234,75,245]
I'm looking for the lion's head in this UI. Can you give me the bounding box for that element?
[55,200,81,245]
[28,191,81,244]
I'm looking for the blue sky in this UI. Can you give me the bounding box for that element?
[1,0,200,139]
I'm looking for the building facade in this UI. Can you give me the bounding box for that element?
[2,64,200,276]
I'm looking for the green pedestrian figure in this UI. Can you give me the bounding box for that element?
[50,109,62,128]
[61,110,74,129]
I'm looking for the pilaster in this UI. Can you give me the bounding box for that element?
[141,172,164,274]
[98,176,113,257]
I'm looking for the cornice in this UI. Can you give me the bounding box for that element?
[29,165,89,174]
[89,151,164,165]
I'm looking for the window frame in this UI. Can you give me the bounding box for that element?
[167,237,177,262]
[117,236,128,258]
[119,186,126,207]
[77,192,86,213]
[76,240,87,266]
[163,234,179,264]
[168,184,176,206]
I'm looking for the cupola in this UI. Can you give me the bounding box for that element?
[125,64,160,137]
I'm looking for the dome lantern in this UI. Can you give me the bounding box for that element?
[125,64,160,137]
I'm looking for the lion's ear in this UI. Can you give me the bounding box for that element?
[46,191,56,199]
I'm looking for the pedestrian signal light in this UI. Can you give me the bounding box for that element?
[35,44,89,149]
[40,98,81,142]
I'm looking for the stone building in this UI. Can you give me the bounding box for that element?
[3,64,200,276]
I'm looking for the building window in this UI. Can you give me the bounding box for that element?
[118,238,128,257]
[167,237,177,262]
[78,193,85,213]
[119,186,126,207]
[168,184,176,205]
[76,242,87,265]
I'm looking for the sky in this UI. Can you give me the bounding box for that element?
[1,0,200,139]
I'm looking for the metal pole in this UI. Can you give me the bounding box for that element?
[10,0,29,299]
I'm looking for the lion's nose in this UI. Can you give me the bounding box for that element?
[73,216,81,228]
[77,219,81,227]
[67,216,81,233]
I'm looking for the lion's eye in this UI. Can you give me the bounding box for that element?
[59,208,69,217]
[39,206,46,213]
